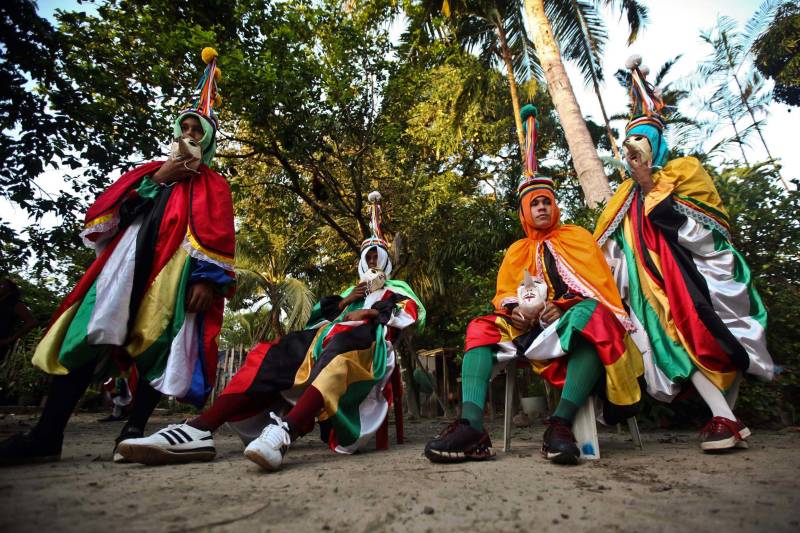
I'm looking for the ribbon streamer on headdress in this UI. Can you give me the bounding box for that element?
[359,191,392,278]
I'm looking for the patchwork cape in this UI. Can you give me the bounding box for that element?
[222,280,424,453]
[32,161,235,406]
[594,157,773,401]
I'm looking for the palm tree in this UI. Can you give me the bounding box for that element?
[227,242,316,342]
[696,5,789,188]
[423,1,538,156]
[524,0,610,206]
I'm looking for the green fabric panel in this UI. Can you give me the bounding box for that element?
[612,230,695,382]
[712,231,768,328]
[58,280,106,370]
[135,177,161,200]
[554,299,597,352]
[329,324,388,446]
[134,256,191,381]
[460,346,495,430]
[384,279,427,331]
[555,340,603,423]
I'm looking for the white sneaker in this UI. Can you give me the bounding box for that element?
[117,422,216,465]
[243,412,292,471]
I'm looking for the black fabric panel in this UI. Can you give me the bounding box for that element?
[127,185,174,332]
[372,293,408,325]
[542,245,572,300]
[647,197,750,371]
[308,323,376,383]
[246,328,321,395]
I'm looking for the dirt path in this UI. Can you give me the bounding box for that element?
[1,412,798,532]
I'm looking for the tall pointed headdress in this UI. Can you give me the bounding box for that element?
[173,47,223,166]
[624,54,667,135]
[516,104,555,203]
[359,191,393,278]
[623,54,671,169]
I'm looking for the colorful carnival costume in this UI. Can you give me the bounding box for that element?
[119,192,425,470]
[594,56,774,451]
[425,106,642,465]
[0,49,235,466]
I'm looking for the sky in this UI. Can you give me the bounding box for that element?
[4,0,794,234]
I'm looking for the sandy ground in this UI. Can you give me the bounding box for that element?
[0,411,799,533]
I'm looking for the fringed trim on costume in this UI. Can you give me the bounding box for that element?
[79,216,120,249]
[596,191,635,246]
[544,241,636,332]
[182,236,234,271]
[672,199,731,242]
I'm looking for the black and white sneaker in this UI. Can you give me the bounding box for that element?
[424,419,495,463]
[117,422,215,465]
[243,412,292,471]
[113,425,143,463]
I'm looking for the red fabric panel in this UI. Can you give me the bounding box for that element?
[463,314,504,353]
[218,341,277,395]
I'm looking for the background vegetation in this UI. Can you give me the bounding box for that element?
[1,0,797,425]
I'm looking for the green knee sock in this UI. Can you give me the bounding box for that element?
[553,340,603,423]
[460,346,495,431]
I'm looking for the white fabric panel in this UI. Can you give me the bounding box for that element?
[87,218,142,346]
[677,217,773,380]
[150,313,198,398]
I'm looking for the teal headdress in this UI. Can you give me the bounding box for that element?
[517,104,555,202]
[173,47,222,166]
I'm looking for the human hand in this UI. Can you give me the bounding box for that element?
[510,306,540,331]
[342,308,378,322]
[153,157,199,185]
[340,283,368,308]
[186,281,215,313]
[539,302,563,326]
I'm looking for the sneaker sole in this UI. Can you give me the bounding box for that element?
[424,447,496,464]
[117,443,216,465]
[244,448,282,471]
[701,427,752,451]
[545,451,580,465]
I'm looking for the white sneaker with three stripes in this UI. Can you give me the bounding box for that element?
[117,422,216,465]
[243,412,292,471]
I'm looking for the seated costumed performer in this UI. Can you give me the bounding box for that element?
[594,55,774,452]
[119,191,425,471]
[425,105,643,465]
[0,48,235,466]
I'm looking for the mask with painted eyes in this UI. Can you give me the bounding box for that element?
[360,268,386,294]
[623,134,653,168]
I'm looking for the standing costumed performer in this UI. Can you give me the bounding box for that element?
[119,191,425,471]
[0,48,235,466]
[594,55,774,452]
[425,105,643,466]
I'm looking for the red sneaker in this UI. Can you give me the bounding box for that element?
[700,416,751,451]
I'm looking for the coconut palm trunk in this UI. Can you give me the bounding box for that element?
[524,0,611,207]
[495,18,526,156]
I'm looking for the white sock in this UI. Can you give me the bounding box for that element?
[690,371,736,420]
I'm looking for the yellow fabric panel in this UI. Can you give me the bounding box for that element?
[644,157,728,218]
[125,248,188,357]
[593,179,635,240]
[605,335,644,406]
[292,328,328,390]
[31,303,77,375]
[312,343,376,417]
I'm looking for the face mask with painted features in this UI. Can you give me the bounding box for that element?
[517,269,547,314]
[170,136,203,162]
[360,268,386,294]
[623,134,653,168]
